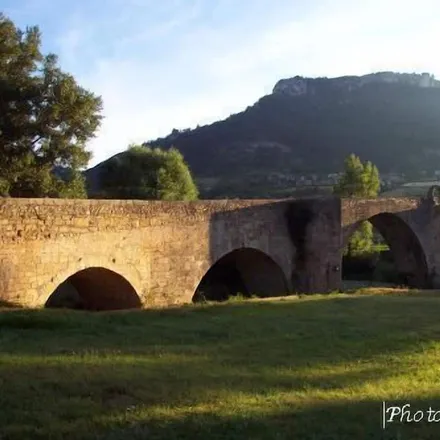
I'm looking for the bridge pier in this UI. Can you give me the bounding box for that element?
[286,197,342,293]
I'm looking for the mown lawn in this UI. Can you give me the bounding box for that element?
[1,291,440,439]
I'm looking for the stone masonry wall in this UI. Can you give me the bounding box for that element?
[0,198,295,307]
[0,195,435,307]
[341,197,436,288]
[285,197,342,293]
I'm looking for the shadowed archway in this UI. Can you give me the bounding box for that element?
[342,213,429,289]
[193,248,288,302]
[45,267,142,311]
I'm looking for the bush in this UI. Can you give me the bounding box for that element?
[342,252,379,280]
[343,249,400,284]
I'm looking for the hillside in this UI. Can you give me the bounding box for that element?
[87,72,440,198]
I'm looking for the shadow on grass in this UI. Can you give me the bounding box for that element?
[0,298,22,308]
[2,294,440,439]
[2,293,440,361]
[3,356,440,439]
[0,309,76,330]
[97,396,440,440]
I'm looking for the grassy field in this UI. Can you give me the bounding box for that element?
[2,291,440,439]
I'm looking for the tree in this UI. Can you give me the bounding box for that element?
[334,154,381,255]
[0,14,102,198]
[345,220,374,256]
[94,145,199,200]
[333,154,380,197]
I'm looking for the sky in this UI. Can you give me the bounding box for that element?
[3,0,440,166]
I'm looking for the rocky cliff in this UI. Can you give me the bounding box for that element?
[273,72,440,97]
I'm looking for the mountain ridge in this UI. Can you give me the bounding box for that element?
[273,71,440,97]
[86,71,440,198]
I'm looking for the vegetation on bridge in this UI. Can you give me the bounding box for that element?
[1,291,440,439]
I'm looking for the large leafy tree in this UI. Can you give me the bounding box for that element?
[0,14,102,197]
[93,145,199,201]
[334,154,381,255]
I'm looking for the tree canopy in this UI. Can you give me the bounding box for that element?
[0,13,102,198]
[334,154,381,255]
[93,145,199,201]
[333,154,380,197]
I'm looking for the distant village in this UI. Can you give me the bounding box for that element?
[264,171,440,194]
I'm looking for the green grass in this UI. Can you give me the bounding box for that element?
[2,292,440,439]
[371,243,389,252]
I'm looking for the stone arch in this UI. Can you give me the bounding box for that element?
[342,212,429,288]
[45,267,142,311]
[193,247,289,302]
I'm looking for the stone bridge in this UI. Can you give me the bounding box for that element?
[0,194,439,310]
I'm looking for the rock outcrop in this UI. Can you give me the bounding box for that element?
[273,72,440,97]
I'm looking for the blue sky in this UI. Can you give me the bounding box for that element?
[3,0,440,166]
